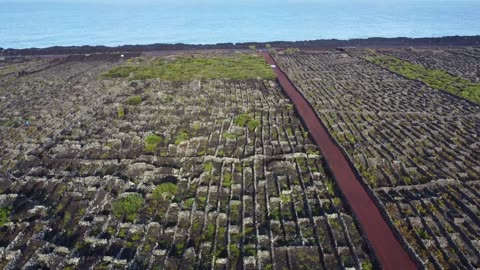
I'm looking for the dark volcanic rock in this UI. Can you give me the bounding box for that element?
[2,35,480,56]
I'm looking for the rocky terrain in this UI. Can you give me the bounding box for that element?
[0,53,374,269]
[273,48,480,269]
[1,46,480,270]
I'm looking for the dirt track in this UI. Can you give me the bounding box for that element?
[262,52,418,270]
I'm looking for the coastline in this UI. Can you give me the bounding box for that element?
[1,35,480,57]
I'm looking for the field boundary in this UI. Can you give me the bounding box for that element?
[262,52,419,270]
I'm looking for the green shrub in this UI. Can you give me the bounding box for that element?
[325,179,335,196]
[234,113,252,127]
[113,194,144,222]
[204,162,214,172]
[171,243,185,258]
[63,212,71,226]
[0,207,11,227]
[223,173,232,188]
[417,229,430,240]
[126,95,142,106]
[284,48,300,55]
[117,106,125,117]
[202,223,215,242]
[145,134,162,152]
[198,196,207,204]
[280,194,291,204]
[152,183,178,201]
[244,245,256,256]
[247,119,261,132]
[230,243,240,258]
[175,131,189,145]
[361,261,373,270]
[234,113,261,132]
[184,198,195,208]
[222,132,237,140]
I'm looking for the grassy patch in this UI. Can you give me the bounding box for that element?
[113,194,144,222]
[145,134,162,152]
[103,66,137,78]
[102,54,276,81]
[365,54,480,104]
[126,95,142,106]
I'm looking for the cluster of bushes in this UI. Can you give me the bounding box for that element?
[366,55,480,104]
[102,54,276,81]
[113,182,179,222]
[234,113,261,132]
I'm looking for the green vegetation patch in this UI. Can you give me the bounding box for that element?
[247,119,261,132]
[284,48,301,55]
[175,131,189,145]
[102,54,276,81]
[144,134,162,152]
[204,161,214,173]
[223,173,232,188]
[126,95,142,106]
[184,198,195,208]
[234,113,261,131]
[152,183,178,201]
[0,207,11,227]
[117,106,125,117]
[113,194,144,222]
[103,66,137,78]
[222,132,237,140]
[366,54,480,104]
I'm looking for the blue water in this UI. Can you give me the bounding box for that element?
[1,0,479,49]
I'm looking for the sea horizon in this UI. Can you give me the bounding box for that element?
[1,0,480,49]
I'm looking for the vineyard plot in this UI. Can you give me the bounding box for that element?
[274,51,480,269]
[379,48,480,83]
[0,55,374,269]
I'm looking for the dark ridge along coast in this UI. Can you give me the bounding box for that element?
[2,35,480,56]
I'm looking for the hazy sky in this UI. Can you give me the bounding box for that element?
[0,0,465,2]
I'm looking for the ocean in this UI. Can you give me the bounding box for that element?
[1,0,479,49]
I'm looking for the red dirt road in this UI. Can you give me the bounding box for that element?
[263,52,418,270]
